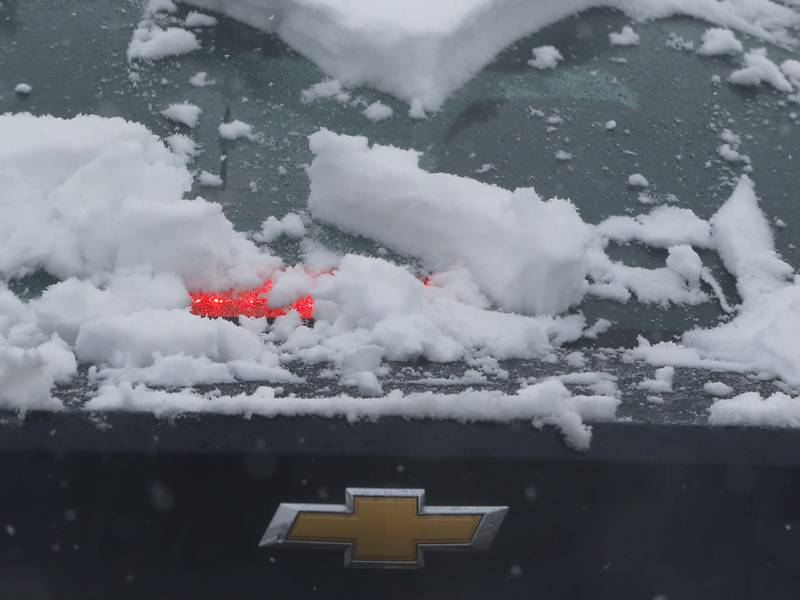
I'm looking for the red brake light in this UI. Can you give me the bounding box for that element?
[189,279,314,319]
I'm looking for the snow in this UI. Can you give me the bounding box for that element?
[84,378,619,450]
[627,173,650,188]
[638,366,675,393]
[709,392,800,427]
[161,102,202,128]
[197,170,223,187]
[75,309,264,368]
[184,11,217,27]
[254,213,307,243]
[609,25,640,46]
[729,48,794,92]
[189,71,215,87]
[218,119,255,140]
[13,83,32,95]
[555,150,573,161]
[128,26,200,61]
[697,28,743,56]
[605,120,617,131]
[704,381,734,396]
[363,101,394,121]
[597,206,712,249]
[307,129,595,316]
[670,177,800,386]
[301,79,351,104]
[782,59,800,86]
[180,0,800,110]
[0,114,276,290]
[529,45,563,70]
[166,133,198,158]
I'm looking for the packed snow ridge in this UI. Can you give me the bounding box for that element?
[180,0,800,110]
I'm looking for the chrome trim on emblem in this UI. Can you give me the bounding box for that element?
[259,487,508,569]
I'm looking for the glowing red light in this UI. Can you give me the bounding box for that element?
[189,278,314,320]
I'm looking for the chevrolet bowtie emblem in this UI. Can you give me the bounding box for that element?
[259,488,508,569]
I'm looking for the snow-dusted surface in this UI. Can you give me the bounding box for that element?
[181,0,800,110]
[3,0,800,440]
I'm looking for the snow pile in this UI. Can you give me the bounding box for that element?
[85,379,620,450]
[306,255,586,363]
[697,27,743,56]
[307,129,595,316]
[0,114,276,289]
[14,83,32,95]
[529,46,563,70]
[180,0,800,110]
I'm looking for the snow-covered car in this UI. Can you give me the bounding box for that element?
[2,0,800,597]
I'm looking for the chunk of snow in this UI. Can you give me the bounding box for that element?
[555,150,573,161]
[307,129,595,316]
[598,206,711,248]
[254,213,306,243]
[161,102,202,128]
[697,28,743,56]
[218,119,254,140]
[84,378,619,450]
[128,25,200,61]
[729,48,793,92]
[782,59,800,86]
[528,45,563,70]
[627,173,650,187]
[703,381,733,397]
[166,133,198,158]
[609,26,640,46]
[197,170,223,187]
[75,309,263,368]
[0,336,75,411]
[666,245,704,287]
[709,392,800,427]
[269,267,314,307]
[638,366,675,393]
[301,79,351,104]
[189,71,215,86]
[0,114,277,289]
[181,0,800,110]
[605,119,617,131]
[684,177,800,385]
[363,101,394,121]
[184,11,217,27]
[14,83,32,95]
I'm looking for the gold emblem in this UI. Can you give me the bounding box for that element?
[260,488,507,568]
